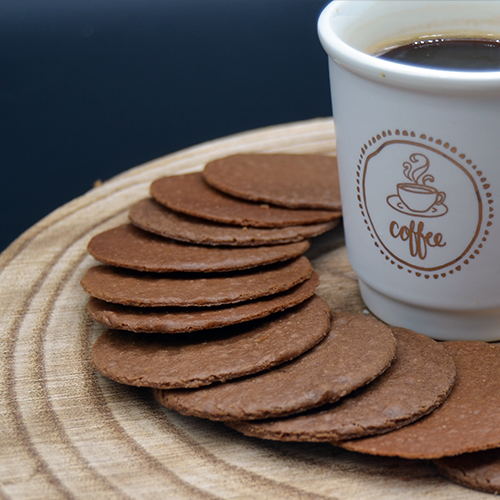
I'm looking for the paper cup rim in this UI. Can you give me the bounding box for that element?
[317,0,500,92]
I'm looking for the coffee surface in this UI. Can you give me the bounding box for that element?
[378,38,500,71]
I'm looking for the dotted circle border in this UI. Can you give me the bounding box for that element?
[356,129,494,280]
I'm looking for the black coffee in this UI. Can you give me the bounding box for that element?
[377,38,500,71]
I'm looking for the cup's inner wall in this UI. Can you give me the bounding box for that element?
[337,1,500,55]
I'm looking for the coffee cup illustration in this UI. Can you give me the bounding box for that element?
[387,152,448,217]
[397,182,446,213]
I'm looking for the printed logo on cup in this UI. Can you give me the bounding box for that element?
[357,130,494,279]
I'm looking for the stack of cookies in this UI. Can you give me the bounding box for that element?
[82,152,500,496]
[82,153,342,389]
[82,153,341,337]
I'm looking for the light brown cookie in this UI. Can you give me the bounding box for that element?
[87,224,310,272]
[340,341,500,459]
[87,272,319,333]
[227,327,456,441]
[154,312,396,421]
[203,153,342,210]
[434,448,500,494]
[81,256,312,307]
[150,172,341,228]
[129,197,339,246]
[91,295,331,389]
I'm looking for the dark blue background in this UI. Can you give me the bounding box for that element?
[0,0,333,251]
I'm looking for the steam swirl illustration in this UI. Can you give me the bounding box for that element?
[403,153,434,185]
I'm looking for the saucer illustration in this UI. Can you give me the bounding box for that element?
[387,194,448,217]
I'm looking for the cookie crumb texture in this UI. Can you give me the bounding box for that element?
[228,327,456,442]
[129,197,339,246]
[87,272,320,334]
[81,256,312,307]
[150,172,340,228]
[434,448,500,494]
[91,296,331,389]
[203,153,342,210]
[87,223,310,273]
[154,312,396,421]
[341,341,500,459]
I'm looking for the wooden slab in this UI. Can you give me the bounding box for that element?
[0,118,484,499]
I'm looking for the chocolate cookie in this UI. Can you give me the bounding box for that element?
[87,273,319,333]
[87,224,310,272]
[91,295,331,389]
[203,153,342,210]
[81,256,312,307]
[129,198,339,246]
[340,341,500,459]
[153,312,396,421]
[150,172,341,228]
[227,327,456,441]
[434,448,500,494]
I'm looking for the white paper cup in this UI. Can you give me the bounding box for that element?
[318,1,500,340]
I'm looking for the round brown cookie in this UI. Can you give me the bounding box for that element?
[128,197,340,246]
[81,256,312,307]
[203,153,342,211]
[153,312,396,421]
[434,448,500,494]
[91,295,331,389]
[87,272,320,333]
[340,341,500,459]
[87,224,310,273]
[227,327,456,442]
[150,172,341,228]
